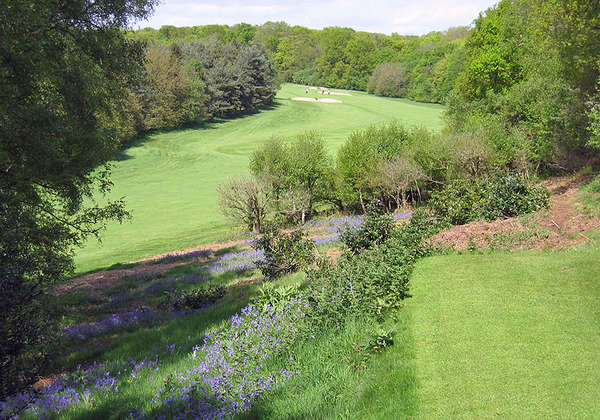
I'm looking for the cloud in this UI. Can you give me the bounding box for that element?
[139,0,499,35]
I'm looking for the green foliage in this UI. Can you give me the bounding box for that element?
[306,215,438,326]
[252,283,301,313]
[181,41,277,118]
[482,173,550,220]
[581,174,600,217]
[0,0,155,397]
[392,208,450,258]
[341,203,395,254]
[586,174,600,194]
[449,0,600,171]
[136,43,206,131]
[305,210,446,331]
[428,173,550,225]
[129,22,470,104]
[253,226,316,280]
[336,122,411,210]
[249,132,334,224]
[588,81,600,150]
[455,0,527,100]
[350,328,395,371]
[367,62,408,97]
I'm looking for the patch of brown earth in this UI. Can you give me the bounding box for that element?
[325,247,342,264]
[33,375,60,390]
[54,262,186,297]
[57,238,254,297]
[133,239,251,264]
[430,174,600,251]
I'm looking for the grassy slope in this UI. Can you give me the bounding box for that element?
[408,248,600,418]
[50,247,600,419]
[75,84,444,273]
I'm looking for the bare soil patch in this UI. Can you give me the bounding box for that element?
[325,247,343,264]
[430,174,600,251]
[58,239,251,296]
[54,262,184,297]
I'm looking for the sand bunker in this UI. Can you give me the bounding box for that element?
[291,97,342,103]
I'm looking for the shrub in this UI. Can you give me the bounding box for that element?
[336,122,411,211]
[340,202,395,254]
[217,176,270,232]
[427,178,486,225]
[480,172,549,220]
[252,226,315,280]
[305,210,446,326]
[250,132,334,224]
[252,283,301,313]
[392,208,450,258]
[428,172,549,225]
[585,174,600,194]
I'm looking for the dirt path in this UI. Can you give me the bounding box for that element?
[56,238,252,296]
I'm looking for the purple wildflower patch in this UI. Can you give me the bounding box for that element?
[313,233,341,246]
[63,306,208,342]
[145,300,306,418]
[392,212,412,219]
[0,344,189,419]
[152,249,212,264]
[207,249,265,275]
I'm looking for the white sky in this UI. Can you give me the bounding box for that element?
[138,0,499,35]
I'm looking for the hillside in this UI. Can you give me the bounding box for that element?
[4,173,598,419]
[75,84,444,273]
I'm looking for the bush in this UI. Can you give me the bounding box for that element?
[217,176,269,233]
[427,178,486,225]
[428,173,549,225]
[340,202,394,254]
[480,172,550,220]
[336,122,411,211]
[585,174,600,194]
[252,226,315,280]
[392,208,450,258]
[306,210,445,326]
[252,283,301,313]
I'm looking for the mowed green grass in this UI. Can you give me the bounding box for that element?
[75,84,444,273]
[407,248,600,418]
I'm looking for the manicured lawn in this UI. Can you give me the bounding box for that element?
[408,248,600,418]
[75,84,444,273]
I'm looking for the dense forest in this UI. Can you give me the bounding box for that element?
[114,39,277,140]
[128,22,470,103]
[2,0,600,410]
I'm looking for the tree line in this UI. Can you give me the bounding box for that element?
[117,39,277,141]
[128,22,470,104]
